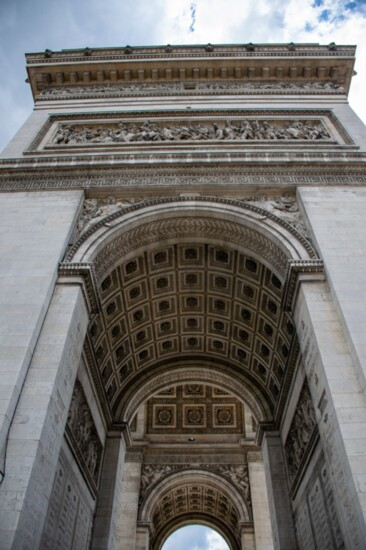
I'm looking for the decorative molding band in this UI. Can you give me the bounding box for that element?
[63,195,318,266]
[139,462,252,509]
[2,167,366,191]
[26,43,356,65]
[38,80,346,100]
[58,262,100,314]
[282,259,325,312]
[82,336,113,428]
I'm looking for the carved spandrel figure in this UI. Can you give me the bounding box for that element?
[140,464,173,494]
[85,437,99,479]
[216,464,250,501]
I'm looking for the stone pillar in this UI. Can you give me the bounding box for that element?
[133,404,146,440]
[114,451,143,549]
[0,191,83,474]
[294,279,366,548]
[247,451,275,550]
[92,435,126,549]
[240,524,255,550]
[0,281,88,549]
[135,524,150,550]
[262,432,297,549]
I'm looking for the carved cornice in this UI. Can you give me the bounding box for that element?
[282,259,325,312]
[25,43,355,100]
[26,43,356,64]
[58,262,100,314]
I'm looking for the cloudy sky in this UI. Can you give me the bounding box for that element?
[0,0,366,153]
[0,1,364,547]
[162,525,229,550]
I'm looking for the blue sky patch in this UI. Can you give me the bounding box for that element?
[319,9,330,21]
[312,0,324,7]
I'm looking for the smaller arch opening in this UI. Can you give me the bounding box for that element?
[161,524,230,550]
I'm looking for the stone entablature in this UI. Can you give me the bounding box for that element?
[2,163,366,192]
[25,43,355,99]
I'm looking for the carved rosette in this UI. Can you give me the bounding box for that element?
[66,380,103,489]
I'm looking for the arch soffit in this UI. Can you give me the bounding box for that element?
[118,363,268,423]
[140,469,250,524]
[66,197,317,279]
[66,197,311,426]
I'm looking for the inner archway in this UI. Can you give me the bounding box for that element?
[161,524,230,550]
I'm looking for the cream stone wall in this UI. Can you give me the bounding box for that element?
[0,281,88,549]
[0,191,83,490]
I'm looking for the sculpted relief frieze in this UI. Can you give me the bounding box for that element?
[52,118,331,146]
[66,380,103,488]
[285,380,318,490]
[39,80,345,99]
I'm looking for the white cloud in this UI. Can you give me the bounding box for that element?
[162,525,229,550]
[206,530,230,550]
[0,0,366,151]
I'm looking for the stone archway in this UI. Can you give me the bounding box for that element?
[139,470,250,550]
[60,196,321,549]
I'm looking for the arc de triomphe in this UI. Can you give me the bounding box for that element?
[0,43,366,549]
